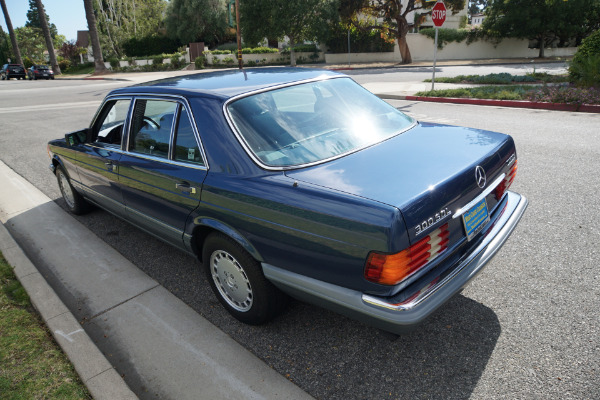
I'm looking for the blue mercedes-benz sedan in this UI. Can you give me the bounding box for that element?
[47,68,527,334]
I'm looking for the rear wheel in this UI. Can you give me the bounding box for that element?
[56,165,90,215]
[202,233,288,325]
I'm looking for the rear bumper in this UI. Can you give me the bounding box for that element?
[263,191,528,334]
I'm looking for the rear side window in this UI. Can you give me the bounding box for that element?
[174,107,203,165]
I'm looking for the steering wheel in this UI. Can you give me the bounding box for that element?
[143,116,159,129]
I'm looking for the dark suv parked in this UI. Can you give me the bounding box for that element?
[1,64,26,80]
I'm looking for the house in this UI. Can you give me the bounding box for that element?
[471,13,485,26]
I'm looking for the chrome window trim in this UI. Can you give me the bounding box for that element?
[452,173,506,219]
[98,93,209,170]
[222,75,417,171]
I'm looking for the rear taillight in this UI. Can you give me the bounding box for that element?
[495,160,518,200]
[365,224,449,285]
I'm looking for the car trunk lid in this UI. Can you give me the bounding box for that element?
[285,122,516,246]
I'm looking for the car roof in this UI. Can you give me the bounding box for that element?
[109,67,345,100]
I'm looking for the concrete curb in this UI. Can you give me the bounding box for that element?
[404,95,600,113]
[0,222,138,400]
[377,93,600,113]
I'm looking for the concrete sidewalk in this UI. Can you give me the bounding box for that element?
[0,160,313,400]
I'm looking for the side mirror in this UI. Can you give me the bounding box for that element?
[65,128,90,146]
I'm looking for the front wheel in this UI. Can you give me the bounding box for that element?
[203,233,288,325]
[56,165,90,215]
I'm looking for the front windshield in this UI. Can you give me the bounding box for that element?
[227,77,414,168]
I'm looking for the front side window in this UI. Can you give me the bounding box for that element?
[129,99,177,158]
[94,99,132,146]
[227,77,415,168]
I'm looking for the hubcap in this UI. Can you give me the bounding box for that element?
[210,250,253,312]
[58,171,75,208]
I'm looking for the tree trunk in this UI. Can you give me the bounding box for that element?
[0,0,23,65]
[34,0,60,74]
[538,33,545,58]
[396,15,412,64]
[289,37,296,67]
[83,0,107,74]
[397,35,412,64]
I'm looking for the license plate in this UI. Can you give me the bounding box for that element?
[462,197,490,241]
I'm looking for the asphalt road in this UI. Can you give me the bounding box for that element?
[1,69,598,399]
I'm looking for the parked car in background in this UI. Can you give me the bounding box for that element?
[46,68,528,334]
[1,64,26,80]
[27,65,54,80]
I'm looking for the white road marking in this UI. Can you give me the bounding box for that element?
[0,101,101,114]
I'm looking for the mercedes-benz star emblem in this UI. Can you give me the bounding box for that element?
[475,166,487,188]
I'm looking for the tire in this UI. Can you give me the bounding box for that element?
[56,165,90,215]
[202,233,288,325]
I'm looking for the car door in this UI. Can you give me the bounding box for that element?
[118,97,208,249]
[75,97,132,216]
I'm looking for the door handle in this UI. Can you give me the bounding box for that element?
[176,182,197,194]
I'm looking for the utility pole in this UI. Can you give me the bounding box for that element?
[235,0,242,69]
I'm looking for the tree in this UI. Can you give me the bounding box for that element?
[33,0,60,74]
[94,0,167,57]
[83,0,107,74]
[241,0,338,66]
[339,0,466,64]
[25,0,58,39]
[483,0,600,58]
[0,0,23,64]
[0,25,12,63]
[165,0,229,47]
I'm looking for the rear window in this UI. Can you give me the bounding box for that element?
[227,77,414,168]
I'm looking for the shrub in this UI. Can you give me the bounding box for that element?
[170,55,182,69]
[58,59,72,71]
[22,56,34,69]
[527,85,600,105]
[195,56,205,69]
[241,47,278,54]
[223,57,235,65]
[108,58,119,69]
[152,56,164,65]
[419,28,469,49]
[569,30,600,87]
[245,60,257,67]
[216,42,244,52]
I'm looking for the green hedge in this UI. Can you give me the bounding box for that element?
[569,30,600,87]
[326,22,395,53]
[122,35,182,58]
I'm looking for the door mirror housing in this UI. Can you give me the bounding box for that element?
[65,128,90,146]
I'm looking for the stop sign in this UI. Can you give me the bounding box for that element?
[431,1,447,27]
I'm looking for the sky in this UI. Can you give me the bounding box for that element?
[1,0,87,42]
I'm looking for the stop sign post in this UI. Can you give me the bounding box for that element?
[431,1,447,90]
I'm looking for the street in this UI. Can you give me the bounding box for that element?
[1,66,598,399]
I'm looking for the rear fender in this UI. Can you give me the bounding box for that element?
[188,216,263,263]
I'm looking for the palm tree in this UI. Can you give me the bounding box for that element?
[34,0,60,74]
[83,0,107,74]
[0,0,23,65]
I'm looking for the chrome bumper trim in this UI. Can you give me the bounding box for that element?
[363,191,528,312]
[263,191,527,334]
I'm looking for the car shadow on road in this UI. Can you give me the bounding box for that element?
[24,203,501,400]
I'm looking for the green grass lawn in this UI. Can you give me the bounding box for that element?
[61,63,95,75]
[0,252,91,399]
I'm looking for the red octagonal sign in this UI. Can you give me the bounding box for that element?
[431,1,447,27]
